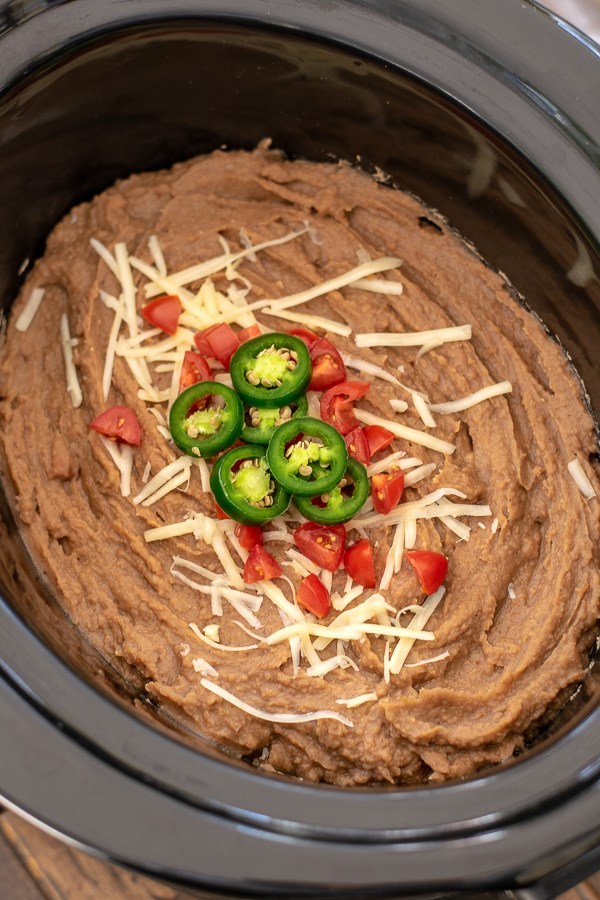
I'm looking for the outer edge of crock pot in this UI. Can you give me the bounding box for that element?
[0,0,599,893]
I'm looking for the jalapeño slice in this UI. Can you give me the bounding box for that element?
[169,381,243,458]
[241,393,309,446]
[266,416,348,497]
[210,445,290,525]
[295,457,369,524]
[230,332,311,408]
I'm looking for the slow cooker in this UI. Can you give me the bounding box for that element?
[0,1,599,897]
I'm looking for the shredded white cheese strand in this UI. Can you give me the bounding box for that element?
[132,458,192,506]
[262,306,352,337]
[336,692,377,708]
[342,355,402,387]
[60,313,82,408]
[189,622,257,652]
[428,381,513,414]
[255,257,403,314]
[354,408,455,455]
[15,287,45,332]
[355,324,472,349]
[388,587,446,675]
[349,277,404,295]
[568,457,596,499]
[200,678,354,727]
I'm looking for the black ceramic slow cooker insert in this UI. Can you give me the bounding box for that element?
[0,1,599,897]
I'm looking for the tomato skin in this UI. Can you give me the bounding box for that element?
[141,295,181,335]
[243,544,282,584]
[287,326,320,350]
[90,405,141,446]
[194,323,240,367]
[405,550,448,594]
[238,324,261,344]
[293,522,346,572]
[179,351,213,393]
[320,381,370,435]
[297,573,331,618]
[343,539,376,588]
[235,523,263,551]
[371,469,405,515]
[215,502,230,520]
[309,338,347,391]
[344,426,370,464]
[363,424,395,459]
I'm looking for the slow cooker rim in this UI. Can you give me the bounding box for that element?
[1,0,599,891]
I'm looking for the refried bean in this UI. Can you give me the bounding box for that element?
[0,145,598,786]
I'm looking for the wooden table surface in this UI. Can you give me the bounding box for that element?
[2,2,599,899]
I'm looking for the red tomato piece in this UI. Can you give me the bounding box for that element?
[140,295,181,335]
[344,426,370,464]
[287,326,320,350]
[405,550,448,594]
[194,323,240,368]
[343,539,376,589]
[371,469,405,515]
[215,502,230,520]
[90,405,141,446]
[243,545,282,584]
[293,522,346,572]
[238,324,261,344]
[179,350,213,393]
[363,424,395,459]
[297,573,331,618]
[235,523,263,551]
[309,338,347,391]
[320,381,370,435]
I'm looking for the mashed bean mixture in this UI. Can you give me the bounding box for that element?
[1,147,598,785]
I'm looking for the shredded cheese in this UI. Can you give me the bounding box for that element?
[262,306,352,337]
[389,398,409,413]
[60,313,82,408]
[388,587,446,674]
[354,408,455,455]
[15,287,45,332]
[355,324,472,350]
[132,457,192,506]
[568,457,596,499]
[349,277,404,295]
[342,355,402,388]
[98,437,133,497]
[200,678,354,727]
[428,381,512,414]
[336,692,377,708]
[189,622,257,652]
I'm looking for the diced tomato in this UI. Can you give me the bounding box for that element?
[343,539,376,589]
[371,469,405,515]
[179,350,213,393]
[363,424,395,459]
[238,324,261,344]
[405,550,448,594]
[293,522,346,572]
[287,326,320,350]
[194,323,240,368]
[235,523,263,551]
[243,545,282,584]
[297,573,331,618]
[90,405,141,446]
[215,502,230,520]
[344,426,370,464]
[309,338,347,391]
[320,381,370,435]
[140,294,181,335]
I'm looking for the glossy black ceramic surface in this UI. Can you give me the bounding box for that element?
[0,2,599,897]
